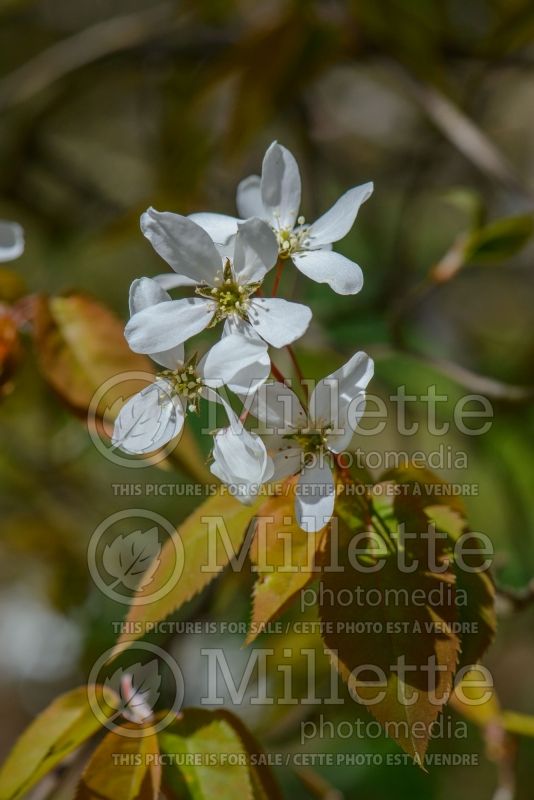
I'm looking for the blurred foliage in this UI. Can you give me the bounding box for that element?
[1,0,534,798]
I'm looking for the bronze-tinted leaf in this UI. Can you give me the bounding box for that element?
[76,724,159,800]
[320,490,460,762]
[247,482,328,645]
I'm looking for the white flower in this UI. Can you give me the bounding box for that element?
[113,277,271,454]
[190,141,373,295]
[210,403,274,505]
[125,211,312,357]
[243,352,374,532]
[0,221,24,262]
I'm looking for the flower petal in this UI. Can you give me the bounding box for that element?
[248,298,311,348]
[129,277,171,315]
[246,381,307,433]
[264,435,304,481]
[125,297,215,354]
[236,175,265,219]
[210,418,274,504]
[153,273,198,290]
[295,460,335,533]
[309,351,374,452]
[140,208,222,284]
[261,142,301,230]
[187,212,239,244]
[0,221,24,262]
[128,278,185,368]
[233,218,278,283]
[307,182,373,246]
[292,249,363,295]
[112,380,185,454]
[199,333,270,395]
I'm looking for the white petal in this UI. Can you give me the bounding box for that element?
[222,315,263,342]
[264,435,304,481]
[248,297,311,348]
[199,333,270,395]
[292,249,363,296]
[236,175,265,219]
[153,273,198,291]
[0,221,24,262]
[125,297,215,354]
[233,218,278,283]
[246,381,307,433]
[295,461,335,533]
[140,208,222,284]
[129,277,170,315]
[128,278,185,368]
[309,352,374,452]
[211,423,274,504]
[326,391,367,454]
[307,182,373,246]
[261,142,301,230]
[187,212,239,244]
[112,380,185,454]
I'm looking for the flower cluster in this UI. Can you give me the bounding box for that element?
[114,141,374,532]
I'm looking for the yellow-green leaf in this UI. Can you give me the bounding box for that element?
[115,492,261,652]
[159,709,254,800]
[247,483,328,645]
[0,685,118,800]
[76,724,160,800]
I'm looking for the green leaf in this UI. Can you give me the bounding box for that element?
[0,685,118,800]
[115,492,261,653]
[247,483,328,645]
[214,711,283,800]
[76,724,160,800]
[464,214,534,265]
[159,709,254,800]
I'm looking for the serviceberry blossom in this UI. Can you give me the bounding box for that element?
[0,221,24,262]
[190,141,373,295]
[113,277,270,455]
[124,211,312,358]
[228,351,374,532]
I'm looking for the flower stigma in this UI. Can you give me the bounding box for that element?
[275,216,310,259]
[196,259,260,325]
[158,356,203,413]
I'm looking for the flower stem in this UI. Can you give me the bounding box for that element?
[270,360,287,384]
[271,258,284,296]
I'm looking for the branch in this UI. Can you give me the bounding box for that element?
[0,3,179,111]
[368,344,534,403]
[387,62,534,201]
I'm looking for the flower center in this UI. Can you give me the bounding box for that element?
[196,259,260,325]
[286,425,333,465]
[158,362,203,413]
[276,216,309,259]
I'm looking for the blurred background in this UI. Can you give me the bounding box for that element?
[1,0,534,797]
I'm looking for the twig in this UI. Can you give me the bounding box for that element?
[389,62,533,201]
[0,3,179,111]
[367,343,534,403]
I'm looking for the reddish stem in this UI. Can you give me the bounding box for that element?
[271,258,284,296]
[270,361,287,384]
